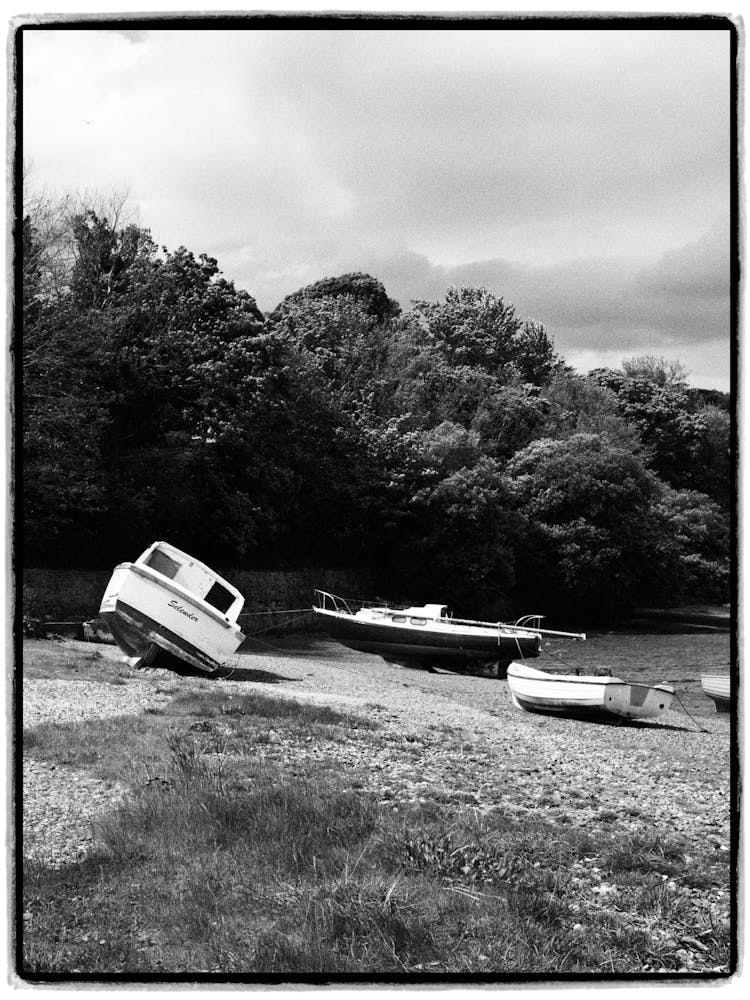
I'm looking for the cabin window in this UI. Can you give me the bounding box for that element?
[391,615,407,623]
[410,617,427,626]
[205,581,235,614]
[145,549,180,580]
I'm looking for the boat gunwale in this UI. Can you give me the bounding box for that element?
[507,663,674,694]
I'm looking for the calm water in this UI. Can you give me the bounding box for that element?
[539,630,733,718]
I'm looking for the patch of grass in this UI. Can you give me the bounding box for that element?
[161,690,378,751]
[250,874,454,973]
[22,740,733,976]
[601,829,686,876]
[165,689,376,729]
[23,640,135,684]
[24,715,173,784]
[23,685,379,787]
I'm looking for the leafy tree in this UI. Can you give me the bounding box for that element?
[588,368,710,493]
[103,329,304,564]
[21,186,730,618]
[381,454,525,617]
[69,211,139,308]
[269,292,380,401]
[410,286,562,384]
[96,247,299,562]
[620,354,688,386]
[588,363,732,511]
[505,434,665,614]
[513,319,565,386]
[688,405,732,510]
[470,382,549,461]
[391,353,499,431]
[21,178,133,303]
[411,285,522,372]
[412,421,482,476]
[688,386,731,412]
[22,198,310,565]
[540,371,641,447]
[22,304,114,563]
[645,486,730,604]
[22,206,117,562]
[270,272,400,324]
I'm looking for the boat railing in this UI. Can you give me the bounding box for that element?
[314,589,385,616]
[515,613,544,629]
[314,589,427,617]
[446,614,585,639]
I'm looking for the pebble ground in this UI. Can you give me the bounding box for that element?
[22,636,733,866]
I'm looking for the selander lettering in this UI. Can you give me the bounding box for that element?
[168,599,199,622]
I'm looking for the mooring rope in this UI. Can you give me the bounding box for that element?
[242,608,313,616]
[671,690,712,733]
[243,610,315,639]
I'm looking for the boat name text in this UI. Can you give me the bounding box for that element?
[168,600,199,622]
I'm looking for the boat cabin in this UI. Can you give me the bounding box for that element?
[402,604,448,620]
[136,541,245,623]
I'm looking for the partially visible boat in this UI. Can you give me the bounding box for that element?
[99,541,246,674]
[312,590,585,674]
[701,674,731,713]
[507,662,674,721]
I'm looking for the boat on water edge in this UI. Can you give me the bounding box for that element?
[701,674,731,713]
[507,662,674,721]
[99,541,246,674]
[312,589,585,675]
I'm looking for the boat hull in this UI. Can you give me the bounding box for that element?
[100,563,245,674]
[313,606,541,670]
[701,674,731,713]
[507,663,674,721]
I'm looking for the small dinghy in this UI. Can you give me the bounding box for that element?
[313,590,585,674]
[507,662,674,721]
[701,674,731,713]
[100,541,246,674]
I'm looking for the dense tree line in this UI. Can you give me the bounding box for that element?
[21,193,731,619]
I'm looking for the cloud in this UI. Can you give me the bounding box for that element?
[21,25,732,390]
[237,27,729,265]
[629,216,730,321]
[252,214,728,337]
[239,216,728,387]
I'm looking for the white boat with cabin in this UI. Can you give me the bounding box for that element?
[99,541,245,674]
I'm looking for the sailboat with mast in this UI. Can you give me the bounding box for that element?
[312,589,585,675]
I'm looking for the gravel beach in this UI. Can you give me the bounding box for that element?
[22,635,733,871]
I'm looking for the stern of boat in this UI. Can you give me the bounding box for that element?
[604,682,674,720]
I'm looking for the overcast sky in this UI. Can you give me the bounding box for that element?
[21,21,733,390]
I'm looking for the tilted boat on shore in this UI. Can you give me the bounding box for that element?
[312,590,585,674]
[99,541,246,674]
[701,674,731,713]
[507,662,674,721]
